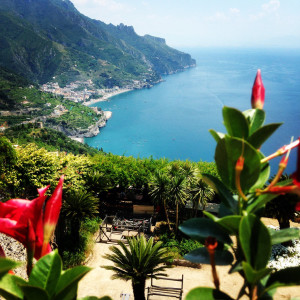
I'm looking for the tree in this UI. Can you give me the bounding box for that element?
[61,189,99,245]
[103,236,173,300]
[150,170,172,231]
[189,177,214,217]
[169,174,187,232]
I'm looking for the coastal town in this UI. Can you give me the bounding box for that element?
[40,78,156,106]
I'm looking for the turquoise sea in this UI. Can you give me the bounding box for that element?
[85,48,300,174]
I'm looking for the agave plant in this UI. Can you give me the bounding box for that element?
[103,236,173,300]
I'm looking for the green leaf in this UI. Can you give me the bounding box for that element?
[54,266,91,300]
[265,267,300,292]
[203,211,219,222]
[269,228,300,245]
[223,107,249,138]
[242,262,271,284]
[246,193,278,213]
[0,258,19,279]
[202,174,238,214]
[21,285,50,300]
[179,218,232,245]
[0,274,26,300]
[184,248,234,265]
[239,214,271,270]
[215,137,261,192]
[249,152,270,192]
[186,287,233,300]
[209,129,225,143]
[216,216,241,234]
[243,109,265,135]
[247,123,282,149]
[29,250,62,298]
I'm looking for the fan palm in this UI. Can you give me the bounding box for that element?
[103,236,172,300]
[149,170,172,231]
[169,174,187,232]
[189,177,214,217]
[62,189,99,244]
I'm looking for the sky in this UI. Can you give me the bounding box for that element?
[71,0,300,49]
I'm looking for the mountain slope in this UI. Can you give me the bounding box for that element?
[0,0,195,87]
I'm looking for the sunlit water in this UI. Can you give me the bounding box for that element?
[86,48,300,174]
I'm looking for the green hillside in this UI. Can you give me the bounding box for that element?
[0,67,102,133]
[0,0,195,87]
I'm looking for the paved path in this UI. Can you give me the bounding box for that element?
[78,219,300,299]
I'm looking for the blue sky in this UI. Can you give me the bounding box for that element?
[71,0,300,48]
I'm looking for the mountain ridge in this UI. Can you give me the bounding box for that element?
[0,0,196,87]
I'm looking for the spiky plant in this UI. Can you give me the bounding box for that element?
[103,236,173,300]
[62,189,99,244]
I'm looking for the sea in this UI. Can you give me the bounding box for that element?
[85,48,300,175]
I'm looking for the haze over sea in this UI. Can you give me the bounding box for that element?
[86,48,300,174]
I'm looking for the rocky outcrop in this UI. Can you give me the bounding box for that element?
[46,112,109,138]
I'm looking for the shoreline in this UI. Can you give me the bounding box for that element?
[83,88,133,107]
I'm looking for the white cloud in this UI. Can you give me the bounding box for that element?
[229,8,240,15]
[250,0,280,20]
[262,0,280,13]
[206,11,229,22]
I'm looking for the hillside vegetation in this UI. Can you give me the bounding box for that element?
[0,0,195,87]
[0,67,104,134]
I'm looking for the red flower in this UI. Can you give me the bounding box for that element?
[42,175,64,256]
[0,177,64,259]
[205,236,218,252]
[251,69,265,109]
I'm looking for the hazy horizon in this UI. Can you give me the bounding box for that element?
[71,0,300,49]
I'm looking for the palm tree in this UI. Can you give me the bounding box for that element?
[62,189,99,244]
[84,169,111,196]
[103,236,173,300]
[149,170,172,231]
[169,174,187,232]
[189,177,214,217]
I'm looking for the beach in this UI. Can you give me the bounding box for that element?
[83,88,133,107]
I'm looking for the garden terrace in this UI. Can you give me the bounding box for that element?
[97,215,152,243]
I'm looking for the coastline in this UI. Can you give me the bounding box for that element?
[83,88,133,107]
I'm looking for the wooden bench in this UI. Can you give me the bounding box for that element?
[147,275,183,300]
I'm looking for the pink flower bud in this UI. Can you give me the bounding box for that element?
[251,69,265,109]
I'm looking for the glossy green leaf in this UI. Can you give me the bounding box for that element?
[184,247,234,265]
[29,250,62,298]
[54,266,91,300]
[202,174,238,213]
[209,129,225,143]
[203,211,219,222]
[21,285,50,300]
[242,262,271,284]
[215,137,261,192]
[269,228,300,245]
[223,106,249,138]
[239,214,271,270]
[243,109,265,135]
[265,266,300,292]
[186,287,233,300]
[246,193,278,213]
[247,123,282,149]
[179,218,232,245]
[0,258,19,279]
[249,152,270,192]
[216,216,241,234]
[0,274,26,300]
